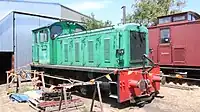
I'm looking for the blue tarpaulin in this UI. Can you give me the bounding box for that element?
[9,93,29,103]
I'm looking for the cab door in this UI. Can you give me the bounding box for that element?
[38,29,50,64]
[158,28,172,65]
[32,32,39,63]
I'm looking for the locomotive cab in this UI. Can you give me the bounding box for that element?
[32,21,86,65]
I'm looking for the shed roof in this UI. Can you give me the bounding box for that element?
[0,10,84,24]
[0,0,92,20]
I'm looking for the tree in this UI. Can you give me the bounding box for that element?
[127,0,186,26]
[81,13,112,30]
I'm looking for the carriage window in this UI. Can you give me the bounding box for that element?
[160,28,170,43]
[40,30,48,42]
[192,16,196,21]
[188,14,197,21]
[173,15,186,22]
[159,17,171,24]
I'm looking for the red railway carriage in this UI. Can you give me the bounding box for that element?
[148,11,200,78]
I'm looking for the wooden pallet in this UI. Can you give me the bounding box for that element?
[29,98,85,112]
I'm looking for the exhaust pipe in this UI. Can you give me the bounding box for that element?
[121,6,126,24]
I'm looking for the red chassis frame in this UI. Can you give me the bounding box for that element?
[117,66,161,103]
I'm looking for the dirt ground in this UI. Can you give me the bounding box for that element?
[0,83,200,112]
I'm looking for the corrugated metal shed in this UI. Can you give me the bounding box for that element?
[0,12,13,51]
[0,11,63,70]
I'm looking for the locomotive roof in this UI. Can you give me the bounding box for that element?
[58,23,148,38]
[32,20,86,32]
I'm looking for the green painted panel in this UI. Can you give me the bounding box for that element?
[32,32,39,63]
[104,38,110,62]
[88,40,94,62]
[75,42,80,62]
[64,44,68,62]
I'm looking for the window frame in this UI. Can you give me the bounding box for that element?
[172,14,187,22]
[158,16,172,24]
[160,28,171,44]
[50,24,63,40]
[39,29,48,43]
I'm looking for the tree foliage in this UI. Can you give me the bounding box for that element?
[127,0,186,26]
[81,13,112,30]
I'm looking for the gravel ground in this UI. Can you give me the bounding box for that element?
[0,83,200,112]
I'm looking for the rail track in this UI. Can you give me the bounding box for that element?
[160,74,200,90]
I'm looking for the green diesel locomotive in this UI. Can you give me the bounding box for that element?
[32,21,148,68]
[31,21,161,104]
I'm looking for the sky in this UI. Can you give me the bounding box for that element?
[26,0,200,25]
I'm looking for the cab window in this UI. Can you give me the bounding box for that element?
[160,28,170,43]
[40,30,48,42]
[50,25,63,39]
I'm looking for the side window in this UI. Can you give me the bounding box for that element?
[40,30,48,42]
[188,14,192,21]
[173,15,186,22]
[188,14,196,21]
[192,16,196,21]
[160,28,170,44]
[159,17,171,24]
